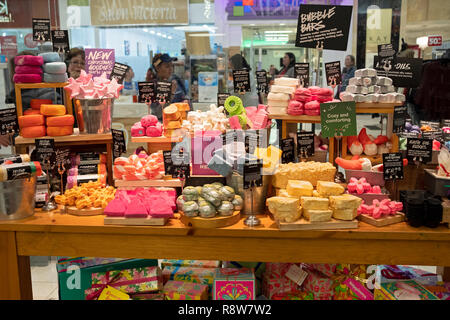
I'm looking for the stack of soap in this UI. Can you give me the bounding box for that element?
[183,104,229,133]
[163,104,184,137]
[132,114,163,137]
[40,52,67,83]
[286,180,314,197]
[289,87,333,116]
[41,104,73,137]
[329,194,362,220]
[301,197,332,222]
[316,181,345,197]
[267,92,290,113]
[273,77,299,89]
[272,161,336,188]
[13,55,43,83]
[113,151,164,180]
[266,196,302,223]
[18,114,46,138]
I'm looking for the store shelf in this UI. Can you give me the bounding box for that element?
[131,136,184,144]
[15,132,112,145]
[355,102,402,114]
[114,179,185,188]
[268,114,321,123]
[14,82,69,89]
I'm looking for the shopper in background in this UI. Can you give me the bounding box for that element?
[277,52,296,78]
[269,64,279,79]
[228,53,258,107]
[121,66,137,95]
[335,54,356,98]
[146,67,156,82]
[66,47,85,79]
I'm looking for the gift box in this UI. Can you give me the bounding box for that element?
[84,266,162,300]
[332,264,373,300]
[58,259,158,300]
[262,274,299,299]
[214,268,256,300]
[303,263,337,278]
[130,292,165,300]
[374,280,439,300]
[164,280,209,300]
[423,282,450,300]
[160,259,220,269]
[223,261,265,295]
[302,268,334,300]
[57,257,127,273]
[272,292,314,300]
[162,266,216,294]
[376,265,441,286]
[265,263,293,278]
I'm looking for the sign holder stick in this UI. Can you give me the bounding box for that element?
[244,182,260,227]
[42,158,57,211]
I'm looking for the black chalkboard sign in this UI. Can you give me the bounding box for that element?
[35,139,55,169]
[325,61,342,86]
[383,152,404,180]
[393,105,408,134]
[295,5,353,51]
[232,69,251,93]
[256,70,268,94]
[112,129,126,159]
[54,148,71,168]
[32,18,51,41]
[218,93,231,115]
[138,82,156,103]
[156,81,172,104]
[163,150,190,178]
[281,138,295,164]
[0,108,18,135]
[378,43,396,59]
[294,63,309,87]
[109,62,129,84]
[374,56,423,88]
[297,131,315,158]
[406,138,433,163]
[245,129,267,154]
[243,159,263,189]
[51,30,70,54]
[422,130,443,143]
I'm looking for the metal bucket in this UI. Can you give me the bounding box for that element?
[0,176,36,220]
[227,172,272,215]
[75,98,114,134]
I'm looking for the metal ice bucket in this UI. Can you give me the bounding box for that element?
[75,98,114,134]
[0,176,36,220]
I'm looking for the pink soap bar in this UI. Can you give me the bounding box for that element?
[304,109,320,116]
[141,115,158,127]
[245,106,257,121]
[146,125,163,137]
[253,111,268,129]
[15,65,43,74]
[13,74,42,83]
[14,55,44,66]
[124,200,148,218]
[103,199,127,217]
[131,124,145,137]
[229,116,242,129]
[317,96,333,103]
[318,88,333,96]
[304,100,320,110]
[257,104,267,111]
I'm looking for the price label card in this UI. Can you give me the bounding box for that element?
[374,56,423,88]
[163,150,190,178]
[0,108,18,135]
[325,61,342,86]
[383,152,404,180]
[441,119,450,127]
[243,159,263,189]
[35,139,55,168]
[54,148,71,168]
[422,130,443,143]
[297,131,315,158]
[378,43,396,59]
[420,121,440,130]
[320,101,357,138]
[51,30,70,54]
[294,63,310,87]
[232,69,251,93]
[245,129,267,155]
[156,81,172,104]
[281,138,295,164]
[112,129,126,159]
[138,82,155,103]
[32,18,51,41]
[218,93,231,115]
[398,131,420,139]
[393,105,408,134]
[256,70,268,94]
[109,62,129,84]
[285,264,308,286]
[406,138,433,163]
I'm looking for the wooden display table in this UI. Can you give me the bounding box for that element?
[131,136,184,154]
[0,211,449,299]
[14,131,113,186]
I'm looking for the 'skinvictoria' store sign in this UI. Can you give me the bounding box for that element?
[90,0,188,26]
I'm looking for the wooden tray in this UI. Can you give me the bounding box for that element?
[277,218,358,230]
[357,212,405,227]
[180,211,241,228]
[104,216,168,226]
[66,206,104,216]
[114,178,185,188]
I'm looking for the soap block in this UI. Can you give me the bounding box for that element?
[303,209,333,222]
[213,268,255,300]
[300,197,329,210]
[229,115,242,129]
[332,208,358,220]
[164,281,209,300]
[162,267,216,295]
[286,180,314,197]
[266,197,302,222]
[276,189,295,198]
[316,181,345,197]
[141,114,158,127]
[124,200,148,218]
[329,194,362,210]
[103,199,126,217]
[131,124,145,137]
[374,280,439,300]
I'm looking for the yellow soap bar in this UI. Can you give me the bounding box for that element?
[266,196,302,222]
[286,180,313,197]
[317,181,345,197]
[333,208,358,221]
[276,189,296,198]
[300,196,329,210]
[303,209,332,222]
[313,190,327,198]
[329,194,362,210]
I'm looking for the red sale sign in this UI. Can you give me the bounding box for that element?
[428,36,442,47]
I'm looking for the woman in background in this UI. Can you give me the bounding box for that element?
[277,52,296,78]
[336,54,356,98]
[66,47,85,79]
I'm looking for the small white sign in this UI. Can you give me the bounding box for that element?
[285,264,308,286]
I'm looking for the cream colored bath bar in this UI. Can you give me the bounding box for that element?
[316,181,345,197]
[332,208,358,221]
[329,194,362,210]
[286,180,314,197]
[303,209,332,222]
[300,196,329,210]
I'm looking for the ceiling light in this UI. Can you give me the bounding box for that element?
[143,28,148,32]
[162,34,167,38]
[279,23,286,26]
[168,36,173,39]
[150,30,155,34]
[157,32,162,36]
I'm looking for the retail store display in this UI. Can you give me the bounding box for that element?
[0,161,42,182]
[64,70,123,100]
[113,151,164,180]
[183,104,228,133]
[164,281,209,300]
[272,161,336,188]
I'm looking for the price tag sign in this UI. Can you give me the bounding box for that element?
[320,101,357,138]
[281,138,295,164]
[297,131,315,158]
[156,81,172,104]
[393,105,408,134]
[285,264,308,286]
[422,130,443,143]
[243,159,263,189]
[398,131,420,139]
[163,150,190,178]
[138,82,155,103]
[245,129,267,155]
[378,43,396,59]
[325,61,342,86]
[232,69,251,93]
[109,62,129,84]
[374,56,423,88]
[383,152,404,180]
[0,108,18,135]
[54,148,71,167]
[256,70,268,94]
[112,129,126,159]
[406,138,433,163]
[294,63,309,87]
[51,30,70,54]
[32,18,51,41]
[218,93,230,115]
[35,139,55,168]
